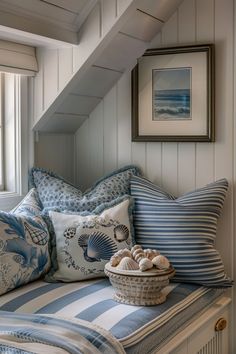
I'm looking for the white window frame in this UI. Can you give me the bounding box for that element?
[0,73,32,211]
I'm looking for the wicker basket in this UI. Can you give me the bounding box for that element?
[104,263,175,306]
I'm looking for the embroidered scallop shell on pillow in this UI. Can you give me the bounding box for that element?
[48,197,133,282]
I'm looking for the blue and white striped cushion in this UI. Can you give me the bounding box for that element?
[130,176,232,287]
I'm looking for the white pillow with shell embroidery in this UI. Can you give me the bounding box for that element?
[49,197,133,282]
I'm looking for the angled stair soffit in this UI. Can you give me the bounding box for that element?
[32,0,183,133]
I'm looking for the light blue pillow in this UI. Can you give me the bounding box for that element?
[0,211,50,295]
[130,175,232,288]
[30,165,140,212]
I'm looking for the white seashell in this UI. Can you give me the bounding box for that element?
[133,248,145,263]
[131,245,142,254]
[152,255,170,270]
[117,257,139,271]
[143,249,160,260]
[116,248,132,258]
[139,257,153,272]
[110,255,121,266]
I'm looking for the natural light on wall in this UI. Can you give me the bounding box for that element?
[0,39,38,211]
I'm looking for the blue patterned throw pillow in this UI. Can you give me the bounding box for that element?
[47,196,133,282]
[11,188,43,217]
[30,165,140,212]
[0,211,50,295]
[130,175,232,287]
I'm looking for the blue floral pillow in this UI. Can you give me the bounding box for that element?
[0,211,50,295]
[11,188,43,217]
[30,165,140,212]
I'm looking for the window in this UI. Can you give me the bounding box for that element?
[0,72,32,211]
[0,40,37,211]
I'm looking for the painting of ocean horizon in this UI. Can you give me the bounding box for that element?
[153,68,191,120]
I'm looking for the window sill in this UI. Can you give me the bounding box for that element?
[0,191,24,211]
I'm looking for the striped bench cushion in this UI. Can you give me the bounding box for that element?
[130,176,232,287]
[0,279,225,353]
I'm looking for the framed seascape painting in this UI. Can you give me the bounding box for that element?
[132,44,214,142]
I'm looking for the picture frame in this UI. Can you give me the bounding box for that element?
[132,44,214,142]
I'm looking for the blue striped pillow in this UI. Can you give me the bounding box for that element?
[130,176,232,287]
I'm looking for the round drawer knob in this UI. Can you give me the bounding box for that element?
[215,318,227,331]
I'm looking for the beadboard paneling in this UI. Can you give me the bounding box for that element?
[35,133,75,183]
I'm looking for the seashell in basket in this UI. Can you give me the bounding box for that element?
[143,249,160,260]
[116,248,132,258]
[131,245,142,254]
[139,257,153,271]
[152,255,170,270]
[132,248,145,263]
[110,255,121,266]
[117,256,139,271]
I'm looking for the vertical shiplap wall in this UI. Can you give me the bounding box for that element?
[75,0,235,350]
[35,133,75,183]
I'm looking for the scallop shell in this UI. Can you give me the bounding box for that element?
[110,255,121,266]
[116,248,132,258]
[63,227,76,239]
[143,249,160,260]
[139,257,153,272]
[23,221,49,246]
[131,245,142,254]
[114,224,129,242]
[117,257,139,271]
[152,255,170,270]
[78,234,90,247]
[133,248,145,263]
[87,232,117,260]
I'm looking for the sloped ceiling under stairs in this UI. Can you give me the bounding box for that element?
[0,0,183,133]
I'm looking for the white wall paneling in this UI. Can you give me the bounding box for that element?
[117,72,132,168]
[58,47,73,90]
[35,133,75,183]
[75,119,89,190]
[43,48,58,108]
[103,86,118,175]
[75,1,235,351]
[88,102,104,186]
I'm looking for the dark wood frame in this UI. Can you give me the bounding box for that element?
[131,44,215,142]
